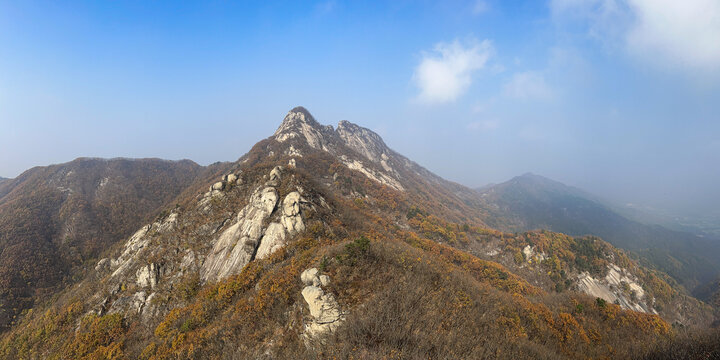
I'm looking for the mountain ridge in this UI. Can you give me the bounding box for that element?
[0,157,209,330]
[0,107,714,359]
[477,172,720,293]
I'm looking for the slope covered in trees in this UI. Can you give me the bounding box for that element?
[477,173,720,293]
[0,158,208,330]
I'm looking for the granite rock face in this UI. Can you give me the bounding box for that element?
[576,264,655,314]
[336,120,392,170]
[201,166,311,280]
[274,108,335,152]
[255,222,287,260]
[300,268,344,339]
[201,185,279,282]
[273,107,406,191]
[136,263,162,289]
[281,191,305,234]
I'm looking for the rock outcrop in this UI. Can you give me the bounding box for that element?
[576,264,655,313]
[202,166,308,280]
[336,120,394,173]
[255,222,287,260]
[273,107,406,192]
[300,268,344,339]
[110,213,177,279]
[280,191,305,234]
[136,263,162,289]
[522,245,547,264]
[274,107,335,152]
[201,185,279,282]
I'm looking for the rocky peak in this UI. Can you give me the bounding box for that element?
[273,107,394,166]
[274,107,335,151]
[281,106,322,128]
[271,107,403,190]
[336,120,391,166]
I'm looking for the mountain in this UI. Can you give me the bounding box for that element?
[477,173,720,293]
[0,107,714,359]
[0,158,208,330]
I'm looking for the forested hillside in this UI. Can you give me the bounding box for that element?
[0,158,208,330]
[477,173,720,293]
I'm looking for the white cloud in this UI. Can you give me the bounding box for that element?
[550,0,720,72]
[413,38,493,104]
[503,71,553,100]
[627,0,720,71]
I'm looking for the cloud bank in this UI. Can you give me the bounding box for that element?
[551,0,720,72]
[413,39,493,104]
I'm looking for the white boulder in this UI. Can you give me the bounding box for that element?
[300,268,344,339]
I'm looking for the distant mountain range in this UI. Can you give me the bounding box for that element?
[477,173,720,293]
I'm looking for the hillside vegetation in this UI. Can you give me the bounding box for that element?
[0,158,207,330]
[0,108,717,359]
[477,173,720,293]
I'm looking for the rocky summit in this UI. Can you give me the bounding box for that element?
[0,107,717,359]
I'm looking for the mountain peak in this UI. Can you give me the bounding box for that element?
[273,106,334,150]
[516,172,544,180]
[336,120,391,165]
[277,106,323,130]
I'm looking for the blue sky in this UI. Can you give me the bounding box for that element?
[1,0,719,216]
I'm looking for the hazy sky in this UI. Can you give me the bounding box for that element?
[1,0,719,216]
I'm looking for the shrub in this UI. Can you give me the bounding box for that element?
[596,298,607,308]
[336,236,371,265]
[318,256,330,271]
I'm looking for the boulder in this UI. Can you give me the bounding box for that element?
[255,222,287,259]
[301,286,342,324]
[270,166,282,181]
[301,268,319,286]
[266,166,283,186]
[282,192,301,216]
[299,268,344,339]
[281,192,305,234]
